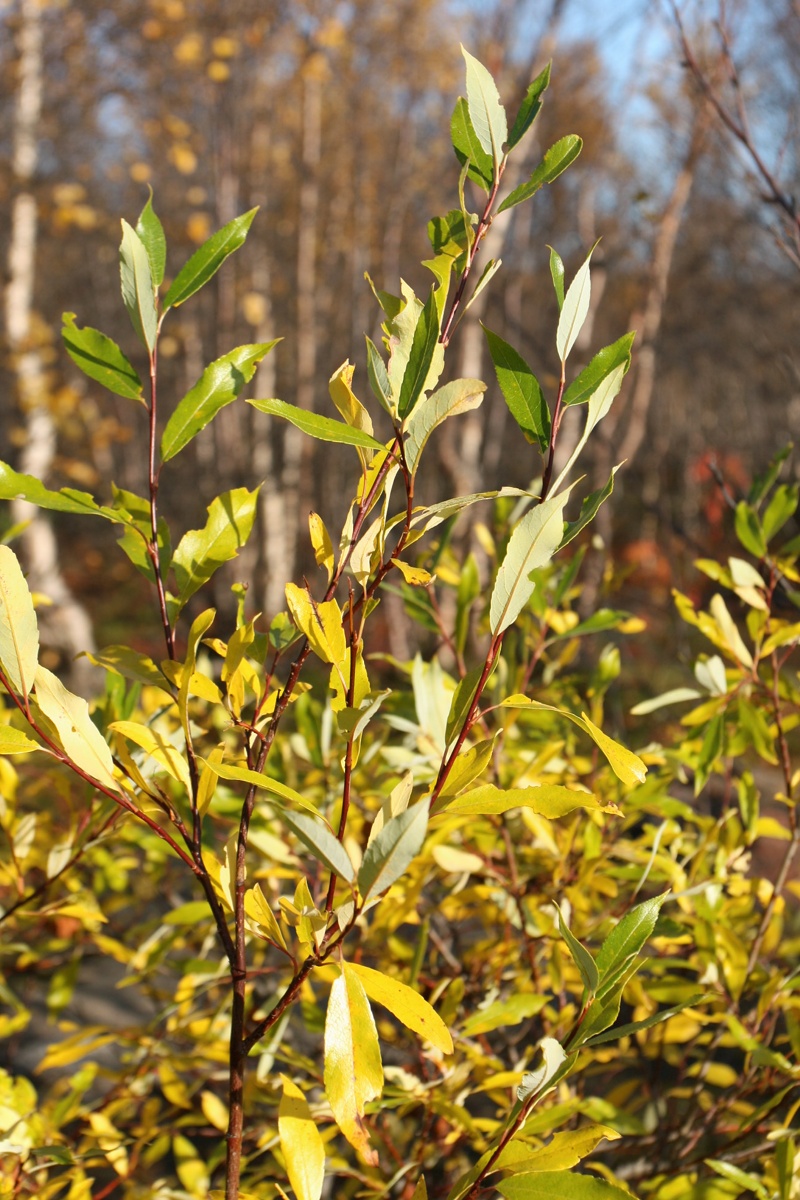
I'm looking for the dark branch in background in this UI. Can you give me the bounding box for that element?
[672,0,800,270]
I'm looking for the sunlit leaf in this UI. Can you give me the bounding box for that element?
[164,208,258,309]
[324,965,382,1165]
[282,810,356,884]
[348,962,453,1053]
[62,313,144,402]
[451,96,493,190]
[497,1169,633,1198]
[556,245,595,363]
[171,487,259,613]
[119,219,157,351]
[484,328,550,451]
[507,62,550,149]
[498,135,582,214]
[358,800,428,901]
[490,489,571,635]
[461,45,507,168]
[249,398,386,451]
[404,378,486,473]
[279,1075,325,1200]
[0,546,39,699]
[36,667,117,791]
[135,188,166,287]
[435,782,615,819]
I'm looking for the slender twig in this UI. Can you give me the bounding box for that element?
[441,168,505,347]
[146,345,176,661]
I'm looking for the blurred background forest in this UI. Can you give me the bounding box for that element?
[1,0,798,691]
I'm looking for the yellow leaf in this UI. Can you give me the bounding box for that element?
[329,359,375,470]
[35,667,117,791]
[109,719,191,791]
[201,1089,229,1133]
[579,712,647,787]
[347,962,453,1054]
[309,512,334,583]
[0,546,39,699]
[500,1123,620,1172]
[285,583,346,667]
[391,559,433,586]
[709,593,754,667]
[432,845,484,875]
[197,745,225,817]
[324,965,383,1165]
[173,1134,209,1196]
[279,1075,325,1200]
[244,883,288,950]
[88,1111,128,1176]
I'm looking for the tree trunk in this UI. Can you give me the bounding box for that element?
[4,0,96,693]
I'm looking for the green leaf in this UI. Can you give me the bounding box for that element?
[35,666,117,791]
[135,188,166,288]
[84,645,170,691]
[497,1170,634,1198]
[365,337,393,415]
[164,208,258,310]
[705,1160,770,1200]
[171,487,259,614]
[585,994,707,1047]
[248,398,386,452]
[0,546,39,700]
[324,966,382,1166]
[484,328,550,452]
[762,483,799,544]
[398,292,440,421]
[461,45,507,169]
[119,219,157,352]
[559,467,620,550]
[734,501,766,558]
[507,62,551,150]
[490,490,571,634]
[556,904,599,995]
[498,135,583,214]
[0,468,122,522]
[461,992,547,1036]
[549,246,565,310]
[451,97,494,190]
[348,962,453,1053]
[427,209,473,258]
[444,664,485,747]
[278,1076,325,1200]
[596,893,667,988]
[563,333,635,407]
[161,342,279,462]
[434,783,615,819]
[0,726,39,754]
[61,313,144,402]
[748,443,793,507]
[198,758,321,816]
[358,800,428,901]
[404,378,486,474]
[556,245,595,363]
[282,810,356,884]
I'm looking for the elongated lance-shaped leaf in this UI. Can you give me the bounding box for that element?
[248,398,386,452]
[110,719,191,790]
[161,341,279,461]
[404,378,486,474]
[324,966,382,1165]
[497,1169,634,1199]
[563,332,635,407]
[559,466,621,550]
[484,327,550,452]
[198,757,321,816]
[450,96,494,190]
[119,220,157,351]
[461,45,507,169]
[164,208,258,310]
[507,62,551,149]
[282,810,356,884]
[365,336,393,415]
[398,291,440,420]
[433,782,618,819]
[548,245,565,310]
[556,244,596,363]
[584,993,706,1047]
[358,800,428,901]
[62,313,144,402]
[278,1076,325,1200]
[36,666,117,790]
[348,962,453,1053]
[595,892,667,991]
[555,903,599,995]
[0,464,122,522]
[135,188,166,287]
[498,135,583,214]
[0,547,39,699]
[490,488,573,635]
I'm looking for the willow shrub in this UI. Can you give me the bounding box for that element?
[0,49,797,1200]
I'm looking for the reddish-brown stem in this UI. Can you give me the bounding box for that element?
[540,363,567,504]
[440,166,505,347]
[429,634,504,809]
[325,598,359,912]
[147,346,176,661]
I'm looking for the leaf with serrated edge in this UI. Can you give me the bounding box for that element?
[62,313,144,402]
[461,46,507,167]
[119,220,157,351]
[556,247,595,363]
[161,342,279,462]
[278,1076,325,1200]
[37,667,117,790]
[490,488,572,635]
[348,962,453,1053]
[0,546,39,699]
[324,966,382,1165]
[164,208,257,309]
[358,800,428,901]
